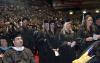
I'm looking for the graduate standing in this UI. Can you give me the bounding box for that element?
[60,19,76,63]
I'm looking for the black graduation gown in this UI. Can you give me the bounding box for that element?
[36,31,76,63]
[46,32,63,63]
[77,26,94,51]
[59,32,76,63]
[36,31,53,63]
[20,28,37,53]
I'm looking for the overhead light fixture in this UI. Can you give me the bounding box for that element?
[83,10,87,14]
[69,11,73,15]
[95,9,99,13]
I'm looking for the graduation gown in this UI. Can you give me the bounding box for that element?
[0,47,11,63]
[35,31,52,63]
[59,32,76,63]
[3,47,34,63]
[20,28,38,53]
[36,31,64,63]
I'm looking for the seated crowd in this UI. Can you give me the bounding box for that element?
[0,13,100,63]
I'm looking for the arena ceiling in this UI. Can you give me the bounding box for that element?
[52,0,100,9]
[0,0,100,9]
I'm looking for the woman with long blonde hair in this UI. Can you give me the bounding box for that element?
[60,19,76,63]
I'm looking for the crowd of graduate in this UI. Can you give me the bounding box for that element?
[0,13,100,63]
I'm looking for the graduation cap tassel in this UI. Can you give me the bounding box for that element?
[81,14,85,26]
[42,20,45,32]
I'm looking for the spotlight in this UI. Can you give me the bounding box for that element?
[95,9,99,13]
[83,10,87,14]
[69,11,73,15]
